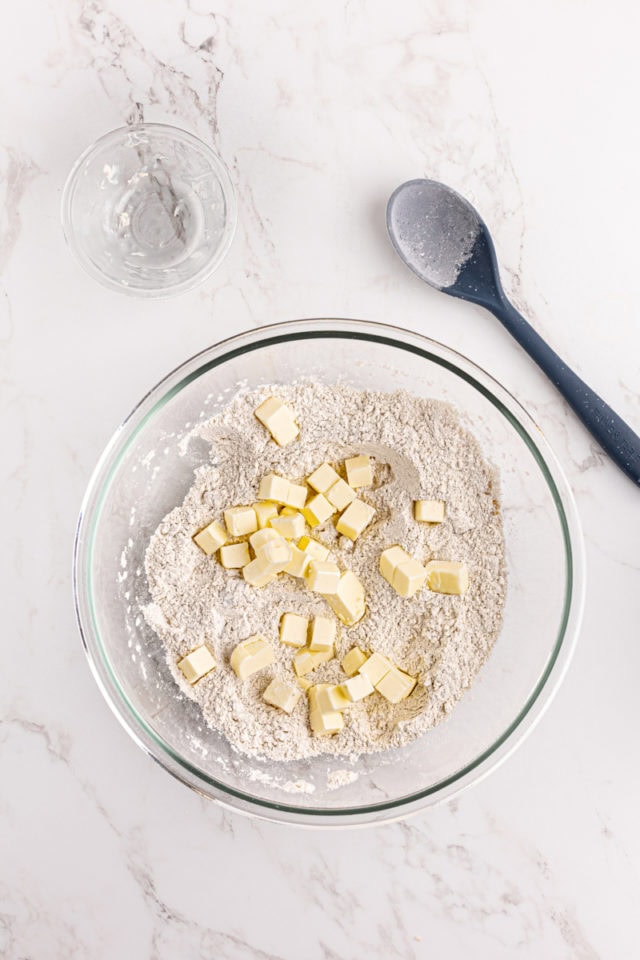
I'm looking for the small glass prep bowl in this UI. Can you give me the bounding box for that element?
[74,319,584,825]
[61,123,236,298]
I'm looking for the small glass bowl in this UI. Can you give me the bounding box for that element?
[74,319,585,826]
[61,123,236,298]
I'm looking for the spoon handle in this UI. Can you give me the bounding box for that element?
[492,297,640,485]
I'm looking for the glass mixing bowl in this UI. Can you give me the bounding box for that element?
[73,319,585,825]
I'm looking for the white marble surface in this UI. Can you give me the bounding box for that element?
[2,1,639,956]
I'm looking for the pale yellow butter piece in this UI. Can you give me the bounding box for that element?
[414,499,446,523]
[280,612,309,648]
[279,506,297,516]
[393,558,427,598]
[379,545,411,585]
[254,537,292,575]
[258,473,290,504]
[177,645,216,684]
[309,708,344,736]
[253,501,279,529]
[307,462,340,494]
[425,560,469,595]
[230,636,275,680]
[326,478,356,511]
[341,646,368,677]
[358,651,392,686]
[293,649,321,677]
[309,615,336,652]
[270,512,306,540]
[375,667,417,703]
[219,542,251,569]
[307,683,330,711]
[284,544,311,578]
[338,673,374,702]
[326,570,366,626]
[345,454,373,488]
[298,536,330,561]
[336,499,375,541]
[224,505,258,538]
[306,559,341,595]
[242,558,276,588]
[315,684,350,713]
[302,493,335,528]
[249,527,282,551]
[283,482,308,510]
[193,520,227,555]
[254,396,299,446]
[262,678,302,714]
[297,676,313,691]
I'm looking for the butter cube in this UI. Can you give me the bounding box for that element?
[230,636,275,680]
[177,645,216,684]
[254,396,299,446]
[258,474,290,504]
[193,520,227,555]
[242,558,276,588]
[309,615,336,653]
[224,505,258,538]
[425,560,469,595]
[345,454,373,488]
[341,646,368,677]
[338,673,374,702]
[262,678,302,714]
[302,493,335,528]
[326,571,366,626]
[307,462,340,494]
[307,683,330,711]
[379,545,411,585]
[336,499,375,541]
[249,527,282,551]
[375,667,417,703]
[298,536,330,561]
[393,558,427,598]
[414,499,446,523]
[297,676,313,691]
[255,537,292,575]
[279,506,297,516]
[280,612,309,648]
[358,652,392,686]
[315,684,350,712]
[326,478,356,511]
[293,649,331,677]
[270,512,306,540]
[284,544,311,578]
[253,501,279,529]
[283,482,308,510]
[219,542,251,569]
[309,709,344,736]
[306,559,341,595]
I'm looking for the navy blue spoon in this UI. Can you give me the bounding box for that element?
[387,178,640,487]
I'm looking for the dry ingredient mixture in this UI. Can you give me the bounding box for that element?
[143,383,506,761]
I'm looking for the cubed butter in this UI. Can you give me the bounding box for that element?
[253,501,279,529]
[254,537,292,575]
[307,462,340,493]
[375,667,417,703]
[341,646,368,677]
[257,473,290,504]
[326,478,356,511]
[302,493,335,528]
[177,645,216,684]
[279,506,297,516]
[262,678,302,714]
[306,559,341,595]
[326,570,366,626]
[358,651,392,686]
[309,708,344,736]
[315,684,350,713]
[219,542,251,569]
[254,396,299,446]
[345,454,373,488]
[249,527,282,551]
[283,482,308,510]
[224,505,258,537]
[280,612,309,648]
[393,558,427,598]
[298,536,330,561]
[270,512,306,540]
[242,558,276,588]
[230,636,275,680]
[284,544,311,578]
[338,673,374,702]
[425,560,469,595]
[293,648,332,677]
[309,615,337,653]
[414,499,446,523]
[379,545,411,585]
[297,676,313,691]
[336,499,375,541]
[193,520,227,555]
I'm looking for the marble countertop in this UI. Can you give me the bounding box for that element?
[2,1,639,957]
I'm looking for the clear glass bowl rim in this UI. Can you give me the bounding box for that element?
[73,318,585,826]
[60,122,237,299]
